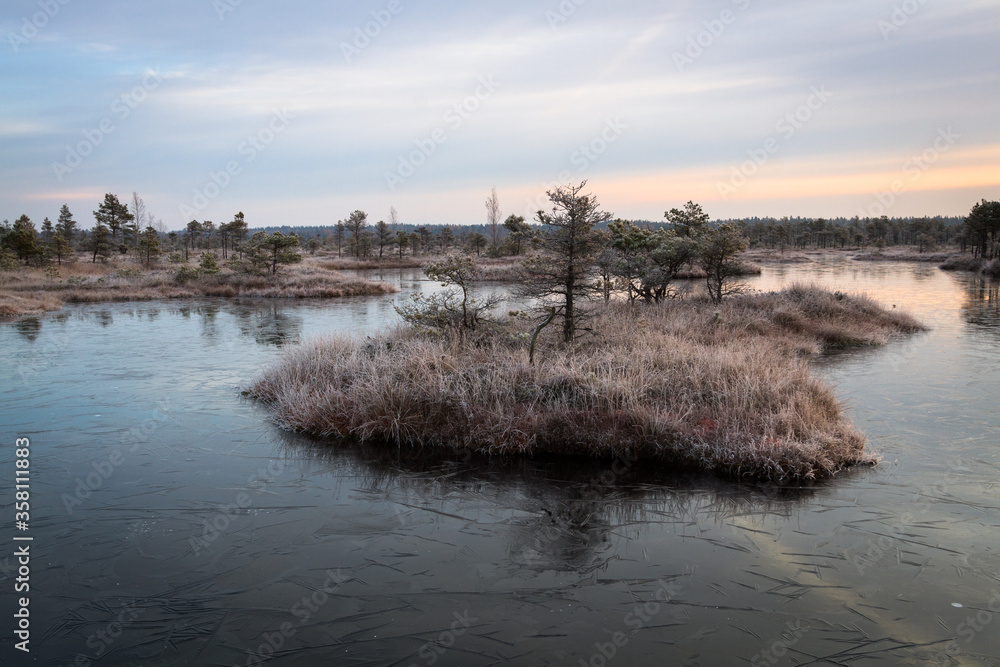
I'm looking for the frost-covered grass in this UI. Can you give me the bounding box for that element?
[248,286,924,481]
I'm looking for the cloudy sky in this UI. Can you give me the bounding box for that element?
[2,0,998,230]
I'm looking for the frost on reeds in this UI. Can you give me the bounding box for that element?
[248,286,924,481]
[0,292,63,316]
[0,259,397,315]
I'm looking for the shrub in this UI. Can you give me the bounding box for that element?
[199,252,220,275]
[175,266,201,283]
[0,250,18,271]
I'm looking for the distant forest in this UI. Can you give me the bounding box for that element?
[258,215,966,239]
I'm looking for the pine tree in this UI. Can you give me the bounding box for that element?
[89,222,113,263]
[395,230,409,259]
[5,215,41,263]
[49,233,73,265]
[57,204,78,245]
[345,210,368,259]
[244,231,301,275]
[138,226,161,266]
[375,220,393,259]
[93,194,134,244]
[229,212,249,259]
[519,181,610,343]
[40,217,55,244]
[333,221,346,257]
[198,251,220,274]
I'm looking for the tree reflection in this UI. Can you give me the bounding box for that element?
[231,302,303,347]
[272,430,823,572]
[961,276,1000,332]
[12,317,42,342]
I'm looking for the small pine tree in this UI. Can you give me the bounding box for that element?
[93,193,134,243]
[89,222,113,263]
[139,226,161,266]
[5,215,41,263]
[49,233,73,265]
[57,204,77,245]
[698,223,749,304]
[239,231,301,276]
[40,217,55,244]
[198,252,220,274]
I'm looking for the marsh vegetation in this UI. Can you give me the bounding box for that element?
[248,184,926,480]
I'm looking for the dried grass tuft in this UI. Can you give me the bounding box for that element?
[248,286,924,481]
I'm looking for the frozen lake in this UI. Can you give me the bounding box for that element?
[1,259,998,665]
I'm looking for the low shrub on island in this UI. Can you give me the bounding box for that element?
[247,285,923,481]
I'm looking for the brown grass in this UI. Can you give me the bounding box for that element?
[853,247,958,263]
[0,292,63,317]
[475,260,523,281]
[742,249,821,264]
[674,261,763,279]
[247,286,924,482]
[0,255,397,316]
[940,255,1000,277]
[320,257,426,270]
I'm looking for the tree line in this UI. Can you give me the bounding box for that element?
[0,193,303,276]
[4,190,997,281]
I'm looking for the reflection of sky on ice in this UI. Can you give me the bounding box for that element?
[0,262,997,664]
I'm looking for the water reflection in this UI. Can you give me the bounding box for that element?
[231,302,303,347]
[961,276,1000,331]
[277,430,823,572]
[95,309,113,327]
[11,317,41,342]
[2,263,999,665]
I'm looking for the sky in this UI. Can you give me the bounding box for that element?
[2,0,999,231]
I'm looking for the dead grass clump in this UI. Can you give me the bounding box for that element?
[941,255,1000,277]
[674,261,762,279]
[853,248,957,263]
[248,287,923,481]
[475,261,523,282]
[320,257,425,270]
[0,292,64,317]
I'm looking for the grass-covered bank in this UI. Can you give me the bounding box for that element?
[248,286,924,481]
[0,256,397,318]
[940,255,1000,278]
